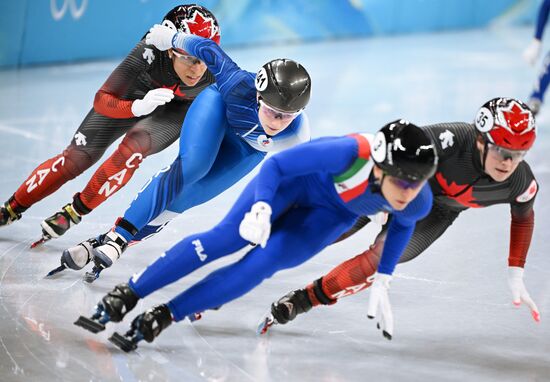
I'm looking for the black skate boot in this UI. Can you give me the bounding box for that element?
[31,203,82,248]
[0,197,25,227]
[45,234,106,278]
[109,304,173,352]
[257,288,313,335]
[74,283,139,333]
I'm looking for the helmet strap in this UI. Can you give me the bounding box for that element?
[370,169,383,194]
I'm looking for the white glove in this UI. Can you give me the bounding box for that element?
[368,211,388,226]
[131,88,174,117]
[145,24,177,51]
[507,266,540,322]
[239,201,272,248]
[523,39,542,66]
[367,272,394,340]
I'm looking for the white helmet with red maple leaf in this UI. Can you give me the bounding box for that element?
[162,4,221,45]
[474,97,536,150]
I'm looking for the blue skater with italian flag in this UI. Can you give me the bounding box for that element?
[75,120,438,351]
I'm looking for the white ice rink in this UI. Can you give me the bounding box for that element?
[0,27,549,381]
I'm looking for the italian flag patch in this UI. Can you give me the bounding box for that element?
[334,134,373,202]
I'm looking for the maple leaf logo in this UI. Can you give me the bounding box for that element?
[501,102,531,134]
[185,11,214,39]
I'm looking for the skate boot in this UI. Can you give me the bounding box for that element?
[82,231,128,283]
[31,203,82,248]
[74,283,139,333]
[257,288,313,335]
[109,304,173,352]
[0,197,25,227]
[45,234,106,278]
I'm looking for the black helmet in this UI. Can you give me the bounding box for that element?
[371,120,438,182]
[255,59,311,112]
[162,4,221,44]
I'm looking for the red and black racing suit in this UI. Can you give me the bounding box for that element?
[305,122,537,306]
[5,40,214,216]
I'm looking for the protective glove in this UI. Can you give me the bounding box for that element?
[367,272,393,340]
[145,24,178,51]
[131,88,174,117]
[239,201,272,248]
[367,211,388,226]
[523,39,542,66]
[507,266,540,322]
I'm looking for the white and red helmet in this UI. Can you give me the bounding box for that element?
[474,97,536,150]
[163,4,221,44]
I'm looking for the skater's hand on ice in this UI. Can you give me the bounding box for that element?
[367,272,393,340]
[367,211,388,226]
[131,88,174,117]
[523,39,542,66]
[239,201,272,248]
[146,23,177,51]
[507,266,540,322]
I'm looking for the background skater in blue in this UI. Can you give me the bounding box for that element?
[524,0,550,114]
[74,120,438,352]
[54,23,312,281]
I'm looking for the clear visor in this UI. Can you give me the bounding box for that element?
[487,143,527,163]
[259,99,302,121]
[172,50,204,66]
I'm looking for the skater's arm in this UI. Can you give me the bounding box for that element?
[508,163,538,268]
[171,33,245,96]
[94,41,151,119]
[254,135,368,203]
[377,185,433,275]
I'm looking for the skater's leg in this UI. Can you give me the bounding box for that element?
[128,176,304,299]
[114,87,226,242]
[130,130,265,242]
[166,206,355,322]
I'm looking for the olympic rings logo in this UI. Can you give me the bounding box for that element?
[50,0,88,20]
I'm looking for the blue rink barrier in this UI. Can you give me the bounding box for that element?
[0,0,536,68]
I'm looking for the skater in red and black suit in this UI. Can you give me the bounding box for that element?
[0,5,220,246]
[265,97,541,335]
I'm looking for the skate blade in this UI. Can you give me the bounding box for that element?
[74,315,106,334]
[44,264,67,278]
[30,236,50,249]
[109,332,138,352]
[256,314,276,335]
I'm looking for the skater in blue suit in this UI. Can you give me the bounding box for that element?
[75,120,438,351]
[56,23,312,281]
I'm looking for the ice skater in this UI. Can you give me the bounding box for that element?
[0,5,221,246]
[265,98,541,333]
[51,22,312,282]
[74,120,438,351]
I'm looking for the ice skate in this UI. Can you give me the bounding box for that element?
[31,203,81,248]
[256,312,277,335]
[109,304,172,352]
[0,201,21,227]
[258,288,313,334]
[45,234,105,278]
[74,283,139,333]
[90,231,127,267]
